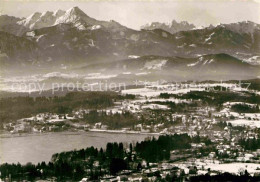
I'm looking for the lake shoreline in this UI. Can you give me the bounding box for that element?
[0,131,157,164]
[88,128,161,135]
[0,129,161,138]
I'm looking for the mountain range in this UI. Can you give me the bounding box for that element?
[141,20,196,34]
[0,6,259,81]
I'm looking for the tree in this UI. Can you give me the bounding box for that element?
[109,158,127,175]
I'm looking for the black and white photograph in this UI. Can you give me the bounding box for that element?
[0,0,260,181]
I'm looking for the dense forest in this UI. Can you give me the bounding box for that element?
[83,110,138,129]
[152,101,200,113]
[0,92,135,124]
[160,91,260,110]
[135,134,192,162]
[231,104,259,113]
[238,79,260,91]
[239,137,260,151]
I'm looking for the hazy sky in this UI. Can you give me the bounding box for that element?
[0,0,259,30]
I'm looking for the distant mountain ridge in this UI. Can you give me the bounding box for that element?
[217,21,260,34]
[141,20,196,34]
[74,53,260,81]
[0,6,259,80]
[17,10,66,30]
[0,15,27,36]
[1,7,130,36]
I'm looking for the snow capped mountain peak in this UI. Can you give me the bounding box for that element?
[2,6,128,34]
[40,11,53,17]
[17,12,42,28]
[17,10,66,30]
[16,7,94,31]
[54,10,66,17]
[32,11,55,29]
[28,12,42,20]
[54,6,97,30]
[65,6,88,17]
[172,20,190,27]
[67,6,85,14]
[141,20,195,34]
[55,7,127,31]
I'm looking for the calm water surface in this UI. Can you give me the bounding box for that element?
[0,132,155,164]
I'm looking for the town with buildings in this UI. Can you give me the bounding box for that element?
[1,1,260,181]
[0,81,260,181]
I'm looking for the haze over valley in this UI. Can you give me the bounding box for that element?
[0,6,259,88]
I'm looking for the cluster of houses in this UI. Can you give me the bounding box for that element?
[1,83,260,181]
[79,147,260,182]
[3,95,260,138]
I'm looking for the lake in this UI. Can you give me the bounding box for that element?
[0,131,155,164]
